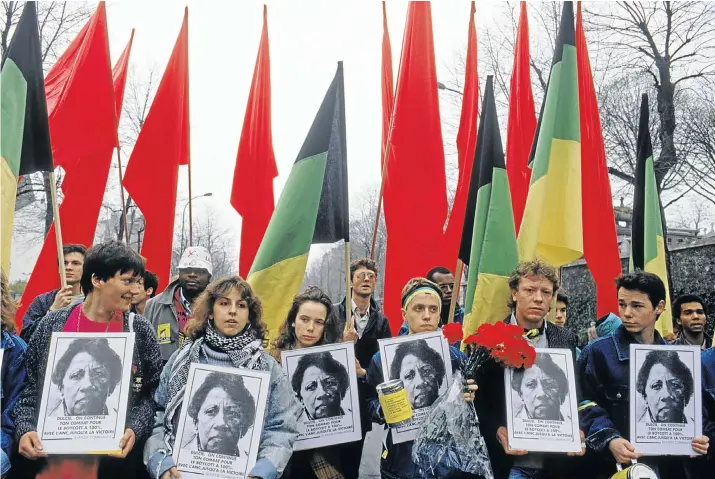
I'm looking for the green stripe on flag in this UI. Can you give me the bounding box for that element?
[643,155,663,264]
[0,59,28,177]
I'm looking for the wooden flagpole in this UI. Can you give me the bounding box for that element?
[187,157,194,247]
[115,147,130,243]
[344,241,353,335]
[48,171,67,288]
[447,259,464,323]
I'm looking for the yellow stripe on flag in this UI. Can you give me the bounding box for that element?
[248,253,310,344]
[645,236,673,337]
[463,272,512,339]
[1,157,17,272]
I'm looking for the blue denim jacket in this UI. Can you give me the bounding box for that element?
[144,347,300,479]
[365,344,465,479]
[1,331,28,478]
[578,324,666,453]
[702,347,715,458]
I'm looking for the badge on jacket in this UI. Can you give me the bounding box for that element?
[157,323,172,344]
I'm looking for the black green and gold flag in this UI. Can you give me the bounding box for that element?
[0,2,53,271]
[630,93,672,336]
[248,62,348,340]
[462,76,519,336]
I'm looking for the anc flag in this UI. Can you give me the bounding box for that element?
[631,93,672,336]
[517,1,582,267]
[462,76,518,337]
[0,2,53,272]
[248,62,348,341]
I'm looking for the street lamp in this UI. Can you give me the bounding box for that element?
[181,192,213,249]
[437,81,463,96]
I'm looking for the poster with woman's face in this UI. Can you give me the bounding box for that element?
[630,344,702,455]
[281,342,361,451]
[504,348,581,453]
[378,331,452,444]
[35,332,135,454]
[173,364,271,479]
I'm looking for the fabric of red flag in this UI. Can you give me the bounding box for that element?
[123,8,190,288]
[15,2,117,328]
[382,2,448,334]
[576,2,621,317]
[505,1,536,233]
[112,29,134,121]
[231,6,277,278]
[442,1,478,267]
[381,0,394,165]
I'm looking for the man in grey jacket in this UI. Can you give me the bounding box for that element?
[144,246,212,361]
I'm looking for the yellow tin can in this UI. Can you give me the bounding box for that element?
[377,379,413,424]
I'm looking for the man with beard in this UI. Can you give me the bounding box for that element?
[145,246,212,361]
[291,352,350,420]
[636,350,694,424]
[670,294,712,351]
[511,353,569,421]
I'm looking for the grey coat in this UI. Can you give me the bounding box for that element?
[144,279,183,361]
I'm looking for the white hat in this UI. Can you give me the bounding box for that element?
[178,246,213,275]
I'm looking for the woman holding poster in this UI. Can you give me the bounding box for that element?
[11,241,163,479]
[144,276,300,479]
[270,287,358,479]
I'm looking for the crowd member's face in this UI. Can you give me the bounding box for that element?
[62,352,111,415]
[294,301,327,348]
[64,252,85,286]
[131,278,154,307]
[179,268,211,296]
[94,270,141,312]
[519,364,561,420]
[644,363,687,422]
[554,301,567,327]
[351,267,377,297]
[512,275,554,326]
[399,353,440,409]
[300,365,342,419]
[618,288,663,337]
[403,293,440,334]
[212,288,249,337]
[196,386,244,455]
[432,272,455,307]
[678,302,706,335]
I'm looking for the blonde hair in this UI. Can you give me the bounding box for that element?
[1,269,17,333]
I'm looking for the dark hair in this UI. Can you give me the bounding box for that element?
[636,350,694,404]
[400,277,443,309]
[672,294,706,321]
[63,244,87,257]
[511,353,569,404]
[350,258,378,281]
[80,241,144,295]
[51,338,123,394]
[291,351,350,400]
[274,286,340,349]
[615,272,666,309]
[556,291,569,306]
[1,269,16,333]
[426,266,451,283]
[389,339,446,387]
[142,270,159,298]
[188,372,255,438]
[508,260,559,308]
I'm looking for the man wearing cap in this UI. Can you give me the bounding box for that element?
[144,246,213,361]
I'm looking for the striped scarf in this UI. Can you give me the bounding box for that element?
[162,322,269,455]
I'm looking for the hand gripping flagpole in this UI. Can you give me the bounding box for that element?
[47,171,68,288]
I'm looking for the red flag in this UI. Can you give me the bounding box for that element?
[231,6,277,278]
[123,9,190,288]
[16,2,117,328]
[112,29,134,120]
[442,1,478,266]
[576,3,620,317]
[381,1,394,163]
[505,2,536,233]
[382,2,448,334]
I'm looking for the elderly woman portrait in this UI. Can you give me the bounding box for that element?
[181,372,256,457]
[291,351,349,420]
[511,353,569,421]
[48,337,123,417]
[389,339,446,410]
[637,349,694,424]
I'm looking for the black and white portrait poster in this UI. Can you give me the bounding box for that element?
[35,332,135,454]
[173,363,270,479]
[630,344,702,455]
[378,331,453,444]
[504,348,580,452]
[281,342,361,451]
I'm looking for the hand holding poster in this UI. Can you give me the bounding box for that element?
[378,331,452,444]
[35,332,135,454]
[504,348,581,453]
[173,363,270,479]
[280,342,361,451]
[630,344,702,456]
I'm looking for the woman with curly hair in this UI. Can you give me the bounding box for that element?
[144,276,300,479]
[1,269,28,478]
